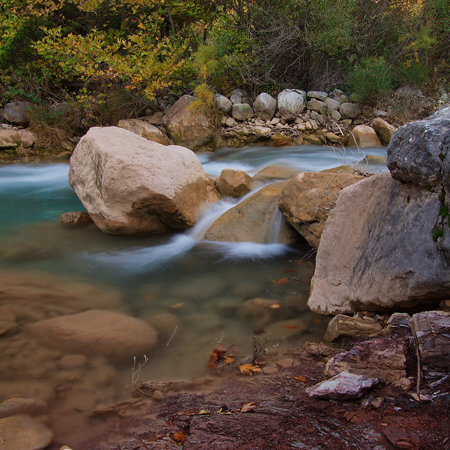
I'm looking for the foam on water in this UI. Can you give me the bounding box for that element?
[202,241,289,261]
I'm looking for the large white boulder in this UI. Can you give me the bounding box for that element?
[69,126,219,235]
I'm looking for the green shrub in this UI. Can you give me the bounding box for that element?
[346,58,393,104]
[396,61,428,87]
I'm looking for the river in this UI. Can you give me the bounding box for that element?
[0,144,387,446]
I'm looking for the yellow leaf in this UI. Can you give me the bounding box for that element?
[239,364,262,376]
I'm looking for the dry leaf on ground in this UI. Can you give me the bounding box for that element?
[239,364,262,376]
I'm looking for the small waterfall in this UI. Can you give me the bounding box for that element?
[268,207,286,244]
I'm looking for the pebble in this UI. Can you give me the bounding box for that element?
[277,358,294,369]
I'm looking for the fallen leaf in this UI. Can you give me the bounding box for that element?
[240,402,257,413]
[281,325,300,329]
[172,431,188,442]
[293,376,307,382]
[269,303,282,309]
[270,276,290,285]
[239,364,262,376]
[223,355,235,364]
[171,302,184,308]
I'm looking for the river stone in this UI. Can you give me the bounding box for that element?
[306,371,378,400]
[0,130,23,149]
[29,310,158,362]
[237,298,287,327]
[253,93,277,120]
[339,102,362,119]
[306,99,327,114]
[307,91,328,101]
[0,415,53,450]
[387,107,450,188]
[324,97,340,113]
[323,315,382,342]
[253,165,300,182]
[371,118,396,145]
[308,172,450,315]
[278,172,364,248]
[325,338,407,383]
[277,89,305,121]
[4,101,31,126]
[69,126,219,235]
[217,168,254,197]
[204,181,299,244]
[117,119,170,145]
[410,310,450,378]
[164,95,216,151]
[348,125,382,148]
[214,94,232,114]
[0,398,47,419]
[230,89,246,105]
[58,211,93,227]
[331,110,342,121]
[232,103,254,121]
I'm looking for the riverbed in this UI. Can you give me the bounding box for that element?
[0,144,387,446]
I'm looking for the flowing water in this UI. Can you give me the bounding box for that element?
[0,144,387,446]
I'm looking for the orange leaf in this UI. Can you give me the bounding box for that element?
[223,355,235,365]
[239,364,262,376]
[240,402,257,413]
[293,376,307,382]
[172,431,188,442]
[270,303,282,309]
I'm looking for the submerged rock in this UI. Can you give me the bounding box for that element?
[69,126,219,235]
[58,211,93,227]
[29,310,158,362]
[0,415,53,450]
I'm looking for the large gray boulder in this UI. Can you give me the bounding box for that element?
[308,172,450,315]
[253,93,277,121]
[232,103,254,121]
[277,89,305,121]
[387,107,450,188]
[69,127,219,235]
